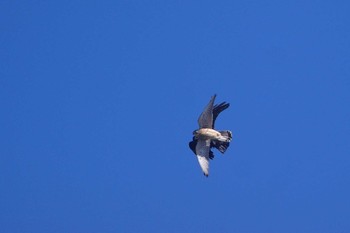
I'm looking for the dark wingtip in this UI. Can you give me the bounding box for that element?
[189,138,197,155]
[204,173,209,177]
[209,150,215,160]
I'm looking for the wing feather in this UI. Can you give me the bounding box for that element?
[197,94,216,128]
[212,102,229,129]
[195,139,210,177]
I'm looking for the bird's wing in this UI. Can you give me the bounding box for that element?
[189,137,214,159]
[212,102,230,129]
[198,94,216,128]
[189,138,197,154]
[195,139,211,177]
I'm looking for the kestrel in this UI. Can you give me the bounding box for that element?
[189,94,232,177]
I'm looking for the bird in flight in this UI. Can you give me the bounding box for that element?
[189,94,232,177]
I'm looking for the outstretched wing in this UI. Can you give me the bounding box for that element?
[198,94,216,128]
[189,137,214,159]
[212,102,229,129]
[195,139,210,177]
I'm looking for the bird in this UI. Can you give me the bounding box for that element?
[189,94,232,177]
[189,101,231,159]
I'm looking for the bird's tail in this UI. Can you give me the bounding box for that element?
[212,130,232,154]
[217,130,232,142]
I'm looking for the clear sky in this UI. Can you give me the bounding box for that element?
[1,1,350,232]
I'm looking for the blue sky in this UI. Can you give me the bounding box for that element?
[1,0,350,232]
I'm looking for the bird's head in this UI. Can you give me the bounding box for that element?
[192,130,199,136]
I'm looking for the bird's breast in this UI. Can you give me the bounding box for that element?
[196,128,221,139]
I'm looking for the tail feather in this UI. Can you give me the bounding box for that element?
[216,130,232,142]
[212,141,230,154]
[212,130,232,154]
[219,130,232,140]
